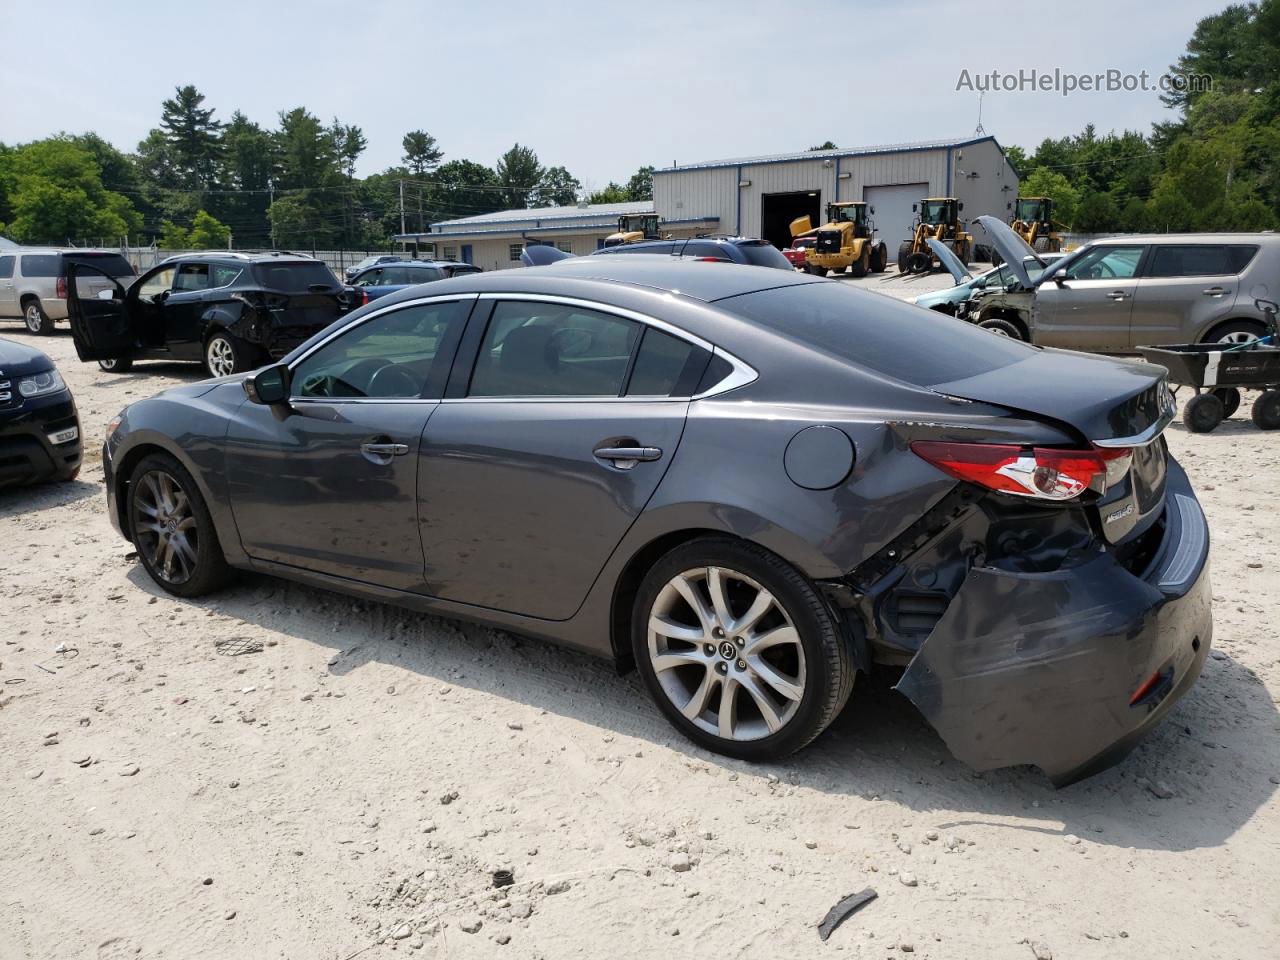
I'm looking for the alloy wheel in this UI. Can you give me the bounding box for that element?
[25,304,42,332]
[206,337,236,377]
[647,566,806,741]
[133,470,199,585]
[1217,330,1258,345]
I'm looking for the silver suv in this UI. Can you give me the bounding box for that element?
[0,248,136,335]
[978,218,1280,352]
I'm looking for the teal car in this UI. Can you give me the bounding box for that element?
[911,253,1063,315]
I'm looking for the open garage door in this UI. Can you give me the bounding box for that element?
[864,182,929,250]
[761,191,821,249]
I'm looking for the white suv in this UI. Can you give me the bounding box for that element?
[0,249,136,334]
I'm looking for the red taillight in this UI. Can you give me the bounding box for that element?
[1128,668,1165,706]
[910,441,1132,501]
[56,276,67,299]
[693,256,731,262]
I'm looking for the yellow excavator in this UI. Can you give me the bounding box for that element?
[789,201,888,277]
[603,213,662,247]
[1009,196,1062,253]
[896,197,971,273]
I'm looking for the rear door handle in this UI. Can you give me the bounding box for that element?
[594,445,663,469]
[1202,286,1226,297]
[1107,291,1129,301]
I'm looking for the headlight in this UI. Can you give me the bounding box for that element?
[17,369,66,398]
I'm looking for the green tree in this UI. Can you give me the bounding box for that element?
[430,159,503,220]
[159,85,222,193]
[187,209,231,248]
[533,165,581,207]
[625,165,654,201]
[496,144,544,208]
[588,182,629,204]
[218,112,276,246]
[0,137,141,244]
[808,140,837,151]
[1018,169,1080,227]
[158,219,189,248]
[401,130,443,232]
[272,108,343,247]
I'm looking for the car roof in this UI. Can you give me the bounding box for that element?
[1089,233,1278,245]
[161,251,324,264]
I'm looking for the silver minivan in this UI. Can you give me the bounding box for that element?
[977,217,1280,353]
[0,248,136,334]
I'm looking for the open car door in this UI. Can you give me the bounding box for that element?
[66,262,137,362]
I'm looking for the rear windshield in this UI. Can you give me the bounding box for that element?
[734,242,793,270]
[252,261,338,290]
[719,281,1034,387]
[22,252,134,277]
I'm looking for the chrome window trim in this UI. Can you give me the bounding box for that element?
[282,290,759,405]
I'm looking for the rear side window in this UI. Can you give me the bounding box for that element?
[20,255,60,277]
[392,266,441,284]
[735,242,792,270]
[1146,244,1259,277]
[212,265,242,287]
[605,242,675,256]
[253,261,337,290]
[470,302,642,398]
[626,328,700,396]
[720,282,1034,387]
[682,242,731,260]
[0,256,12,279]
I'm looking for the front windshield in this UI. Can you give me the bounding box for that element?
[831,205,864,225]
[1015,199,1046,222]
[921,201,950,224]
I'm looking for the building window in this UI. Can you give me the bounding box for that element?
[509,244,524,261]
[556,241,573,254]
[443,246,457,261]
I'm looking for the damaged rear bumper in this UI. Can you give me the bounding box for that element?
[896,459,1211,786]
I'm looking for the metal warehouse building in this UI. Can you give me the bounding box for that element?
[652,135,1020,252]
[395,201,720,272]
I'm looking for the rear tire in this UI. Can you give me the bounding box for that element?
[98,357,134,373]
[979,318,1024,339]
[806,263,826,277]
[1033,237,1052,253]
[1183,393,1224,433]
[632,537,854,763]
[870,242,887,273]
[204,331,256,378]
[127,452,233,597]
[24,300,54,335]
[1252,390,1280,430]
[897,241,914,273]
[1204,320,1265,346]
[1211,387,1241,418]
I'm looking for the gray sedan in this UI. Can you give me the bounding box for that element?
[96,257,1211,784]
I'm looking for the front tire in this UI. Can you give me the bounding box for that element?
[1183,393,1225,433]
[24,300,54,335]
[897,241,914,273]
[1252,390,1280,430]
[204,331,256,378]
[806,263,826,276]
[979,317,1024,339]
[632,537,854,762]
[127,453,233,597]
[98,357,134,373]
[849,248,869,278]
[870,242,888,273]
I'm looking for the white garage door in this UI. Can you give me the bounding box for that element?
[864,183,929,251]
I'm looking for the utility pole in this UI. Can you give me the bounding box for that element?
[399,179,407,237]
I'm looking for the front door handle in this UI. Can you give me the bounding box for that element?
[360,439,409,464]
[594,444,663,470]
[1202,286,1226,297]
[1106,291,1128,301]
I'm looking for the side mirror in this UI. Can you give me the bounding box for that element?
[243,363,290,403]
[869,206,875,215]
[912,203,918,212]
[958,202,965,212]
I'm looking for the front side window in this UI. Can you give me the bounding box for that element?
[173,263,210,291]
[354,268,382,287]
[138,265,177,298]
[1146,244,1258,278]
[291,300,470,399]
[1064,245,1144,281]
[469,301,642,398]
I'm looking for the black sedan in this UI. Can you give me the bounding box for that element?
[95,257,1211,784]
[0,337,82,488]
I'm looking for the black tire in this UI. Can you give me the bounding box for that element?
[870,242,888,273]
[204,331,257,378]
[23,299,54,335]
[631,537,855,762]
[849,247,869,278]
[806,263,826,277]
[1252,390,1280,430]
[1183,393,1225,433]
[979,318,1024,340]
[127,452,234,597]
[98,357,134,373]
[1203,320,1265,347]
[989,248,1004,267]
[1211,387,1241,418]
[906,251,932,274]
[897,241,914,273]
[1033,237,1052,253]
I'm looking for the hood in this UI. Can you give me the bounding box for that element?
[926,237,972,284]
[932,348,1173,445]
[0,337,56,377]
[521,245,576,267]
[974,216,1042,290]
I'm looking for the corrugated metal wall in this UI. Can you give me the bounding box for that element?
[951,139,1020,243]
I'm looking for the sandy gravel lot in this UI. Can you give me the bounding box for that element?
[2,276,1278,960]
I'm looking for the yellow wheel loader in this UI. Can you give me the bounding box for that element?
[895,197,972,274]
[603,213,662,247]
[1009,196,1062,254]
[788,201,888,278]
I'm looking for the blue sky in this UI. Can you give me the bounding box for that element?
[0,0,1222,188]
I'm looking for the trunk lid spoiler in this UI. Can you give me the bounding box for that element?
[925,237,972,284]
[932,349,1175,446]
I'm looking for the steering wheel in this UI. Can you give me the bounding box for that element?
[367,364,421,398]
